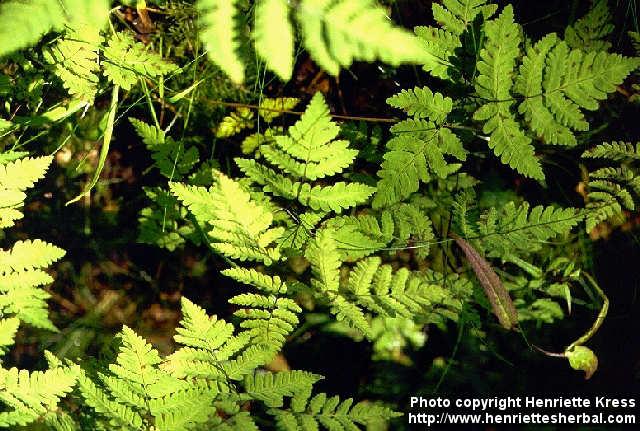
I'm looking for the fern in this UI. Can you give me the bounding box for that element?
[473,5,543,180]
[305,230,470,337]
[103,35,179,90]
[0,156,52,228]
[565,0,613,52]
[171,171,284,264]
[267,391,401,430]
[236,93,375,213]
[198,0,436,83]
[374,88,466,208]
[0,365,79,427]
[514,34,639,147]
[582,142,640,233]
[415,0,497,80]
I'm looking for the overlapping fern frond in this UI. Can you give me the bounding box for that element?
[582,142,640,233]
[171,171,284,264]
[515,34,639,148]
[374,87,466,208]
[0,364,79,427]
[0,0,109,58]
[565,0,613,52]
[198,0,436,83]
[237,93,375,213]
[415,0,497,80]
[267,389,401,430]
[305,230,470,337]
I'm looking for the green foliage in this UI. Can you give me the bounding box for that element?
[582,142,640,233]
[0,0,109,58]
[565,0,613,52]
[198,0,435,83]
[171,171,284,264]
[0,364,79,427]
[236,93,375,213]
[374,87,465,208]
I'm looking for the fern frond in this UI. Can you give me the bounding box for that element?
[386,86,453,123]
[415,0,497,80]
[258,98,299,123]
[0,156,52,229]
[476,201,581,260]
[515,35,639,147]
[582,141,640,161]
[0,240,65,274]
[268,391,401,430]
[103,35,178,90]
[130,118,199,179]
[0,365,79,427]
[236,94,374,212]
[222,268,289,294]
[216,108,255,138]
[198,0,245,83]
[296,0,439,76]
[244,370,322,408]
[373,97,466,208]
[565,0,613,52]
[473,5,544,180]
[44,25,102,104]
[230,294,301,347]
[254,0,294,81]
[432,0,498,35]
[171,171,283,264]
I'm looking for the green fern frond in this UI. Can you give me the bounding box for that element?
[268,391,401,431]
[258,98,299,123]
[103,35,178,90]
[230,294,301,347]
[582,141,640,233]
[171,171,283,264]
[222,268,289,294]
[296,0,440,76]
[254,0,294,81]
[216,108,255,138]
[198,0,245,83]
[515,35,639,147]
[0,365,79,427]
[415,0,497,80]
[387,86,453,123]
[565,0,613,52]
[237,93,374,213]
[44,25,102,104]
[473,5,544,180]
[0,156,52,228]
[244,370,322,408]
[0,240,65,274]
[432,0,498,35]
[476,201,581,260]
[327,202,435,260]
[582,141,640,161]
[373,92,466,207]
[130,118,199,179]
